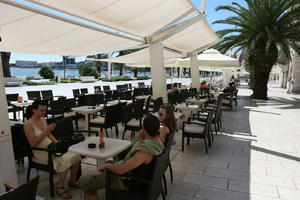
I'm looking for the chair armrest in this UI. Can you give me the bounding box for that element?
[31,147,49,152]
[183,120,205,127]
[105,170,151,184]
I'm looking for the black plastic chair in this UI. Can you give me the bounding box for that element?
[105,149,168,200]
[27,91,41,100]
[41,90,54,100]
[121,103,142,140]
[6,93,22,120]
[89,104,120,137]
[105,90,113,101]
[47,99,66,118]
[0,176,39,200]
[72,89,80,98]
[152,97,163,113]
[162,132,174,195]
[80,88,88,94]
[103,85,111,91]
[182,110,214,153]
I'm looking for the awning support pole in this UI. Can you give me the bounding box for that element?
[190,54,200,90]
[149,40,168,102]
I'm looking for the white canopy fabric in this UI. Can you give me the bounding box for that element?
[27,0,194,37]
[173,49,239,68]
[0,3,140,55]
[164,20,220,52]
[87,48,185,68]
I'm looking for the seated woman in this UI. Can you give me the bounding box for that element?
[78,115,164,200]
[158,105,177,143]
[24,100,81,199]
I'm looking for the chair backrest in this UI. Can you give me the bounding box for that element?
[123,91,133,100]
[105,90,113,100]
[41,90,53,100]
[112,90,121,100]
[78,94,97,106]
[10,124,33,161]
[204,110,214,135]
[6,93,19,102]
[133,99,145,116]
[144,96,151,112]
[103,85,110,91]
[52,117,74,139]
[72,89,80,97]
[49,99,65,111]
[128,83,132,90]
[153,97,163,113]
[65,98,77,110]
[104,104,120,127]
[120,103,133,123]
[146,150,169,200]
[133,88,143,97]
[95,93,105,105]
[27,91,41,100]
[0,176,39,200]
[80,88,88,94]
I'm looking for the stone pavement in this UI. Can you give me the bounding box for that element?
[16,86,300,200]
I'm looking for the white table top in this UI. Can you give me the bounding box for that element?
[185,98,208,105]
[135,95,150,100]
[69,137,132,159]
[175,104,200,111]
[10,101,33,107]
[106,100,131,106]
[71,106,103,114]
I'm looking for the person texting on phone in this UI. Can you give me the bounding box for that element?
[24,100,81,199]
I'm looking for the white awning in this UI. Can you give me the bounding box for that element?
[0,2,140,55]
[164,19,220,52]
[87,48,185,68]
[173,49,239,68]
[27,0,194,37]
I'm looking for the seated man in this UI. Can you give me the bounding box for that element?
[78,115,165,200]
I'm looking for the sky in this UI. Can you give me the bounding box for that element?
[9,0,246,63]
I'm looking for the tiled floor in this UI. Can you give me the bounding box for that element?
[16,85,300,200]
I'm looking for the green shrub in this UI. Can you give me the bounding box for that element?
[101,76,133,82]
[23,81,55,85]
[79,65,99,78]
[136,76,149,80]
[39,67,54,79]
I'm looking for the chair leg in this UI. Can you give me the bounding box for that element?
[187,137,190,145]
[182,135,184,152]
[214,122,218,135]
[105,129,109,137]
[122,129,127,140]
[49,171,54,197]
[169,162,174,183]
[26,167,31,181]
[161,190,166,200]
[115,125,119,138]
[75,119,79,130]
[204,138,208,154]
[162,174,167,195]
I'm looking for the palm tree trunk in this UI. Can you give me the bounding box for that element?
[1,52,11,77]
[252,69,271,100]
[95,62,102,77]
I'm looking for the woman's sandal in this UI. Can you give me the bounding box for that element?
[68,180,79,188]
[56,186,72,199]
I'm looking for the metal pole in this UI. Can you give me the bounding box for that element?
[63,56,66,80]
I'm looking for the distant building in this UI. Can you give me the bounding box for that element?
[63,57,75,65]
[15,60,38,67]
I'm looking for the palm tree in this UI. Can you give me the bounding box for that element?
[1,51,11,77]
[214,0,300,99]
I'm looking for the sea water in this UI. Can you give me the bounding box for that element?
[10,67,150,77]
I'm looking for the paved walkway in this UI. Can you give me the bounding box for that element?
[166,86,300,200]
[16,85,300,200]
